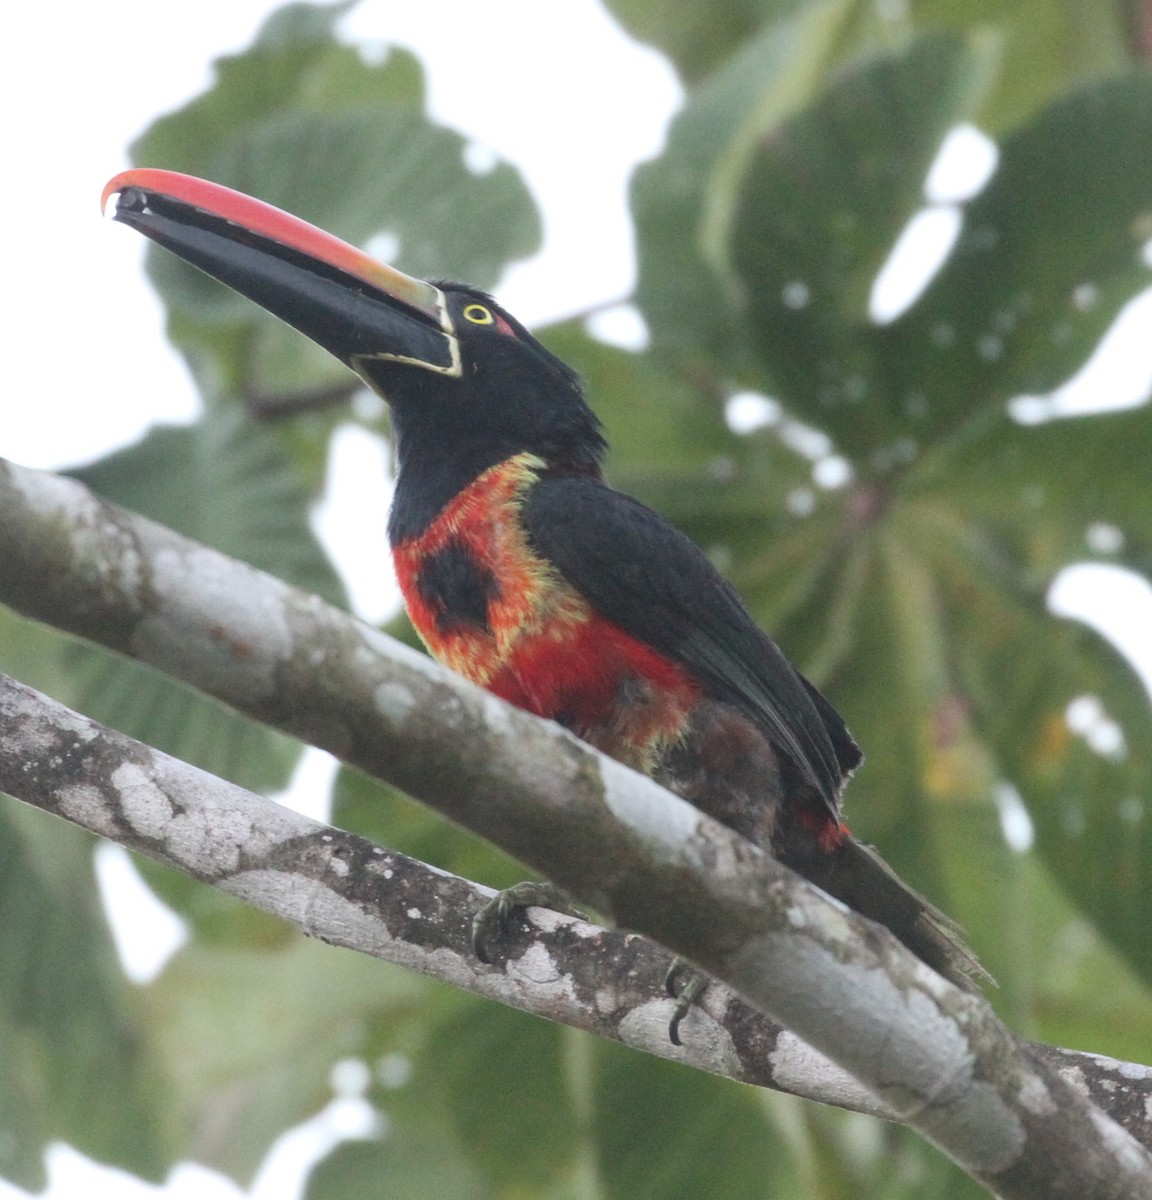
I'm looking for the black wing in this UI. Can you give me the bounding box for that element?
[523,475,860,817]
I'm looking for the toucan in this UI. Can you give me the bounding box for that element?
[103,169,986,1037]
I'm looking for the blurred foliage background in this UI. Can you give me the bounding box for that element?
[3,0,1152,1196]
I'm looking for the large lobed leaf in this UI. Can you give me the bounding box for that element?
[607,0,1133,131]
[0,806,171,1189]
[139,933,427,1183]
[635,22,1152,1004]
[131,0,540,403]
[307,1001,805,1200]
[62,408,332,802]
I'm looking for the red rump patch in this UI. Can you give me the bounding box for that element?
[798,808,850,853]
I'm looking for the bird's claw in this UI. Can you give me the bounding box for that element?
[664,958,710,1046]
[471,880,582,963]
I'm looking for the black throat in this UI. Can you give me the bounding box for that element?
[373,293,608,544]
[386,422,524,544]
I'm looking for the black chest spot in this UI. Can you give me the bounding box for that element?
[417,539,501,634]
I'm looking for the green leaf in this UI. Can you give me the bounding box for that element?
[608,0,1133,133]
[306,1126,491,1200]
[923,406,1152,579]
[0,805,170,1188]
[907,0,1132,132]
[876,73,1152,453]
[731,35,996,447]
[143,933,424,1183]
[1012,852,1152,1066]
[593,1039,799,1200]
[131,1,540,403]
[308,999,578,1199]
[332,768,529,893]
[641,45,1152,463]
[777,473,1152,991]
[0,608,74,702]
[60,408,344,799]
[1010,617,1152,985]
[418,1005,576,1190]
[632,0,868,383]
[70,410,345,603]
[311,1000,801,1200]
[603,0,812,83]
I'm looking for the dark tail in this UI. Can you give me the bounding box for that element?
[796,835,993,993]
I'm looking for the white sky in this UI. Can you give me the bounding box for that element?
[4,2,1152,1197]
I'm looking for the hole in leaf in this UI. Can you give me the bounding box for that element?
[995,782,1035,853]
[725,391,779,434]
[869,206,962,325]
[585,304,649,350]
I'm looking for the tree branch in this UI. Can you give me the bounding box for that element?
[2,455,1151,1198]
[2,669,1148,1154]
[0,670,924,1119]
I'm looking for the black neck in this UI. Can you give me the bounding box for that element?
[387,432,520,544]
[387,432,605,544]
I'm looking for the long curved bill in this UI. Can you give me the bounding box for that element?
[102,169,461,378]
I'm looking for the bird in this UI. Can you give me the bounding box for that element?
[103,169,987,1038]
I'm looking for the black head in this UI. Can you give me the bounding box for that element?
[102,170,606,538]
[368,283,605,538]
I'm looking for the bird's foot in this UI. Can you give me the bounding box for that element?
[664,958,710,1046]
[472,880,583,963]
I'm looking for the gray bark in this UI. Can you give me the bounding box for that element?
[2,455,1151,1198]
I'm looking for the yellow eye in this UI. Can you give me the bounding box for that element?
[463,303,494,325]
